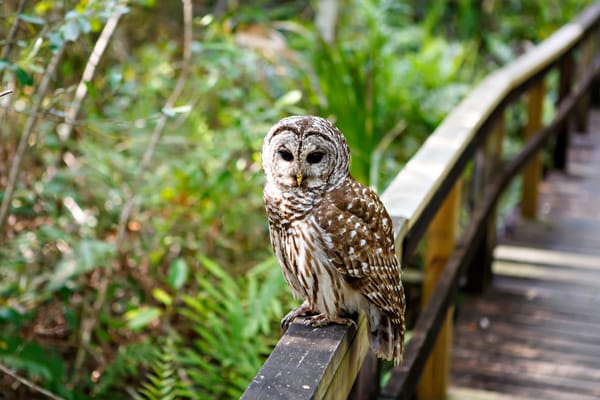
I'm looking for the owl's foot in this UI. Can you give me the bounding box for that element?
[304,313,357,330]
[281,302,317,332]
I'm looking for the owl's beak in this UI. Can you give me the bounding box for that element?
[296,173,304,187]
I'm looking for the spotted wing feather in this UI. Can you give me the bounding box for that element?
[314,179,404,320]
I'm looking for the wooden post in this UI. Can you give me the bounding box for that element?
[575,35,596,133]
[348,350,380,399]
[463,114,505,293]
[417,179,462,400]
[553,52,574,170]
[463,111,505,293]
[522,79,546,219]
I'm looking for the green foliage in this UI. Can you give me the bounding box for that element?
[93,341,159,397]
[177,256,288,399]
[135,338,182,400]
[291,0,473,188]
[130,256,289,400]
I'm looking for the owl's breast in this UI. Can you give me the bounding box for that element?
[280,216,364,315]
[263,184,322,227]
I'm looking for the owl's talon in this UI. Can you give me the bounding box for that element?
[305,313,357,329]
[281,303,316,333]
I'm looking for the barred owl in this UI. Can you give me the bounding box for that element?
[262,115,405,365]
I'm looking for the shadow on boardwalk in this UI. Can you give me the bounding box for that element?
[449,109,600,400]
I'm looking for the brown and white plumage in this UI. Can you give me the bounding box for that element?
[262,116,405,365]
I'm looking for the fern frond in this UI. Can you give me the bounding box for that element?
[135,337,187,400]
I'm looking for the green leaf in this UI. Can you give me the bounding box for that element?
[167,258,188,290]
[14,67,33,86]
[152,288,172,306]
[125,307,161,331]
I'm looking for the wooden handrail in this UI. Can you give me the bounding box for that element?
[243,3,600,399]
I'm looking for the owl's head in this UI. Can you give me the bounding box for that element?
[262,116,350,191]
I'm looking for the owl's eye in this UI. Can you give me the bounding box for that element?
[278,149,294,161]
[306,151,325,164]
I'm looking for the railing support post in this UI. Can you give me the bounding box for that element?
[348,351,380,399]
[417,179,462,400]
[575,36,596,133]
[522,79,546,219]
[463,114,505,292]
[553,52,574,170]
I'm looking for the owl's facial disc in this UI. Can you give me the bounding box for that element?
[263,117,349,191]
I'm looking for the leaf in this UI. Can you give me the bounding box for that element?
[76,17,92,34]
[125,307,161,331]
[63,20,80,42]
[162,105,192,117]
[167,258,188,290]
[47,240,115,291]
[152,288,172,306]
[14,67,33,86]
[18,13,46,25]
[275,90,302,108]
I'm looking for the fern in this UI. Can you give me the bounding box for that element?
[135,337,186,400]
[177,256,289,399]
[93,340,159,397]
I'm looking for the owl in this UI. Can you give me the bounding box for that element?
[262,115,405,365]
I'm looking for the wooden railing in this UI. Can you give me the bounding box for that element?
[242,3,600,399]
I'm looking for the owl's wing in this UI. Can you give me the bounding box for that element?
[313,179,404,319]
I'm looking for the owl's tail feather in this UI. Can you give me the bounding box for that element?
[367,308,405,366]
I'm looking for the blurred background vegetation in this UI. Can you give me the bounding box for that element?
[0,0,593,398]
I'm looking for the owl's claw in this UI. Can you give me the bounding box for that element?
[304,313,357,330]
[281,303,317,333]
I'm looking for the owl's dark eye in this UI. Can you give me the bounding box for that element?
[306,151,325,164]
[278,149,294,161]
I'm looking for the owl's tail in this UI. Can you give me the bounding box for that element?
[367,307,405,366]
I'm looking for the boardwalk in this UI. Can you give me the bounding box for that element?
[449,109,600,399]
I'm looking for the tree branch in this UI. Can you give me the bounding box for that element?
[0,46,65,236]
[62,0,129,141]
[0,363,66,400]
[1,0,28,60]
[116,0,194,245]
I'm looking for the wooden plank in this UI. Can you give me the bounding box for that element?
[417,180,462,400]
[241,316,368,400]
[457,371,598,400]
[453,328,600,367]
[494,244,600,270]
[522,79,546,218]
[505,218,600,256]
[451,361,600,399]
[492,259,600,287]
[447,386,532,400]
[460,289,600,325]
[452,351,600,388]
[493,274,600,305]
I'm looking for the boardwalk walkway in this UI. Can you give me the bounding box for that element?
[449,109,600,400]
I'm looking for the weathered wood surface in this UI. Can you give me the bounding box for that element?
[521,80,545,219]
[417,180,462,400]
[242,316,369,400]
[450,110,600,400]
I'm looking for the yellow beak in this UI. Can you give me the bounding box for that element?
[296,173,303,187]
